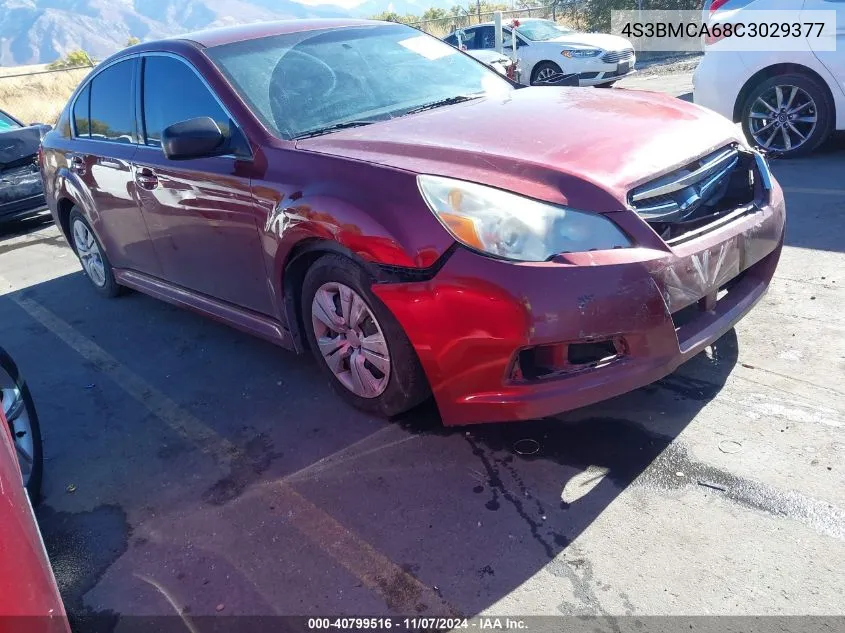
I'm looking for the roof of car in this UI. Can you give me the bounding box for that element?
[170,18,388,48]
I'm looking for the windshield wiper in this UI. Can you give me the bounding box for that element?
[403,94,484,116]
[295,120,376,139]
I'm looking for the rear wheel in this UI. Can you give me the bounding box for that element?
[300,254,429,417]
[69,208,122,297]
[740,73,832,157]
[0,349,43,503]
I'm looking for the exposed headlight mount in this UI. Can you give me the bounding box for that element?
[417,175,631,262]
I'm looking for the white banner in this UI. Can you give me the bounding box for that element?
[610,9,837,53]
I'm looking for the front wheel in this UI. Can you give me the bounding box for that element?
[0,348,43,503]
[531,61,563,85]
[596,81,616,88]
[740,73,831,157]
[300,254,430,417]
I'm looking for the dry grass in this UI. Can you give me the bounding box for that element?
[0,64,91,125]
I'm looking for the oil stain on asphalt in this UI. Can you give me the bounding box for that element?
[36,503,129,632]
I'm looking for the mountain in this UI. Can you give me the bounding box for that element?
[0,0,456,66]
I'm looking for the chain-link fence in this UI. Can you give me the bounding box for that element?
[405,0,702,42]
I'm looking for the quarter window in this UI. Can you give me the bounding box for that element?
[142,56,230,147]
[73,84,90,137]
[88,59,136,143]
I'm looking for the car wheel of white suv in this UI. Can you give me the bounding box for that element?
[740,73,832,158]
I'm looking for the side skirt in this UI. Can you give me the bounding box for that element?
[113,269,296,352]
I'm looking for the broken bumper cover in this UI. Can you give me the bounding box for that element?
[374,183,785,426]
[0,163,47,223]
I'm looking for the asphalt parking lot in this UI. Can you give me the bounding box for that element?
[1,70,843,630]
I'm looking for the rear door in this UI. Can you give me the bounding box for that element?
[131,53,272,315]
[69,57,162,276]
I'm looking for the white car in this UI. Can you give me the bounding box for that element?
[464,49,516,77]
[443,18,636,87]
[693,0,845,157]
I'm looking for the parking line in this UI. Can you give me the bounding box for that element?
[8,293,241,467]
[276,483,456,615]
[2,285,451,615]
[783,187,845,196]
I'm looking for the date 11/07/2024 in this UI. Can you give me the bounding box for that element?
[307,617,528,630]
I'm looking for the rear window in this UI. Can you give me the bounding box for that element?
[88,58,136,143]
[0,110,21,131]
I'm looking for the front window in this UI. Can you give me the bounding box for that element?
[516,20,570,41]
[0,110,22,132]
[207,24,512,140]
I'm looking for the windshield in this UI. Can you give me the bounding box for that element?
[516,20,570,41]
[207,24,513,140]
[0,110,22,132]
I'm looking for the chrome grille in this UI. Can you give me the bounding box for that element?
[628,145,757,242]
[601,49,634,64]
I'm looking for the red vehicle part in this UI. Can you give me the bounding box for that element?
[0,392,69,629]
[374,184,785,425]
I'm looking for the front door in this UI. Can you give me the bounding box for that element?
[131,54,273,316]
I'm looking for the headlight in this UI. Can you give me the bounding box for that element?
[417,175,631,262]
[561,47,602,58]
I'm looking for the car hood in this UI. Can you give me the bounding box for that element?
[0,125,45,171]
[546,31,633,51]
[296,87,744,213]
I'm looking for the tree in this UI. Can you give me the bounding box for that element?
[126,36,141,47]
[47,49,94,70]
[422,7,448,20]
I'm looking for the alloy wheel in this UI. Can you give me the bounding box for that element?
[310,282,391,398]
[1,383,34,488]
[72,219,107,287]
[535,67,557,82]
[748,85,817,152]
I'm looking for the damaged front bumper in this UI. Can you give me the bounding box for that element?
[0,163,47,223]
[373,180,785,426]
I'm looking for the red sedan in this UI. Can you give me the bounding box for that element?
[40,20,784,425]
[0,349,69,631]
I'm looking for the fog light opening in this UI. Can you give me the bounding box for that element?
[511,337,626,381]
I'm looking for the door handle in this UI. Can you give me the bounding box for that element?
[134,166,159,190]
[67,154,86,175]
[98,157,124,169]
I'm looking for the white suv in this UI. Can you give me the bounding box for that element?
[693,0,845,157]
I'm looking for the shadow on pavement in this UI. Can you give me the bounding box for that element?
[0,268,739,625]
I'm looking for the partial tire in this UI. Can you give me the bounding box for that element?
[69,208,122,297]
[0,348,43,503]
[740,73,832,158]
[531,61,563,85]
[596,81,616,88]
[301,254,430,417]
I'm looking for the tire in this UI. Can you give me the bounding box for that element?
[596,81,616,88]
[68,208,122,297]
[0,348,43,504]
[531,61,563,85]
[740,73,832,158]
[300,254,430,418]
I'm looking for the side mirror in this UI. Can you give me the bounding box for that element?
[162,117,227,161]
